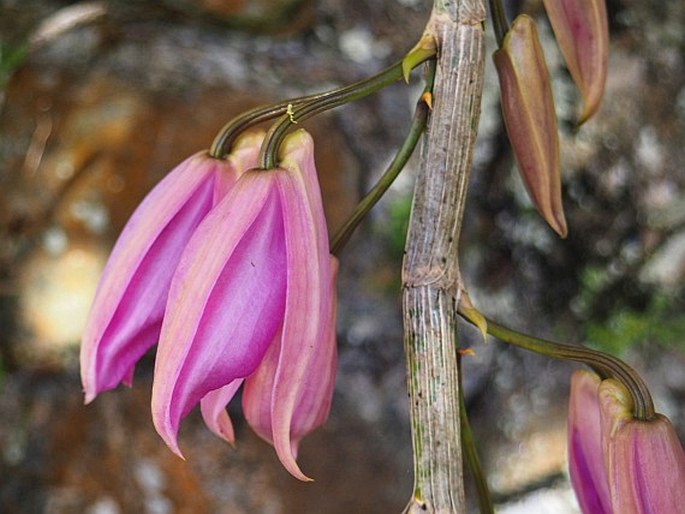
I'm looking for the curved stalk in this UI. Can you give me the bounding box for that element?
[259,62,402,169]
[457,309,656,420]
[210,99,311,158]
[210,52,435,160]
[488,0,509,46]
[330,60,436,255]
[259,53,436,169]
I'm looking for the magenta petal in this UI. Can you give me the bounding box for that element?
[213,130,265,202]
[241,132,336,481]
[151,171,287,456]
[200,379,244,446]
[269,132,333,481]
[242,257,337,479]
[567,370,612,514]
[283,131,330,262]
[289,256,338,441]
[80,152,241,403]
[242,329,281,446]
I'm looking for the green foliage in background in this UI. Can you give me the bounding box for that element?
[585,291,685,355]
[0,42,26,92]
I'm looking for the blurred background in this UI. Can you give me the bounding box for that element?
[0,0,684,512]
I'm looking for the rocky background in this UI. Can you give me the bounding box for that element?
[0,0,684,513]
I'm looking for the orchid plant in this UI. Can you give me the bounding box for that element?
[80,0,685,512]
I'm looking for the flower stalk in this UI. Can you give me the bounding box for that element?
[458,356,495,514]
[209,99,310,159]
[259,57,431,170]
[456,305,655,421]
[330,59,436,255]
[488,0,509,46]
[210,46,436,165]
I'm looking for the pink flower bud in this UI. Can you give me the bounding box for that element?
[80,132,264,403]
[599,379,685,514]
[568,370,685,513]
[543,0,609,123]
[494,15,567,238]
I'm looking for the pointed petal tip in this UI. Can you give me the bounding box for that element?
[281,453,312,482]
[287,464,314,483]
[554,219,568,239]
[546,209,568,238]
[208,415,237,448]
[154,417,186,459]
[152,407,186,460]
[166,439,186,461]
[274,438,313,482]
[577,101,600,126]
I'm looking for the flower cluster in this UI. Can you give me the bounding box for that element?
[77,0,685,503]
[80,129,337,480]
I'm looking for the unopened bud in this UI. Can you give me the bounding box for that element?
[494,15,567,238]
[543,0,609,124]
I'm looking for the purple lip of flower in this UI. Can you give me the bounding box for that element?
[568,370,685,514]
[80,131,265,404]
[150,129,337,481]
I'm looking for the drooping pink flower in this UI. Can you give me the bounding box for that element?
[542,0,609,123]
[568,370,685,514]
[599,379,685,514]
[80,132,264,403]
[151,129,337,481]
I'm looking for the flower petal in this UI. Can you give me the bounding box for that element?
[200,379,244,446]
[567,370,612,514]
[242,256,338,459]
[80,153,235,403]
[288,256,338,442]
[242,328,281,446]
[151,170,287,457]
[213,130,265,201]
[269,132,333,481]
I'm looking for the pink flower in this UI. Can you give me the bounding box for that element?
[150,129,337,481]
[568,370,685,513]
[80,132,264,403]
